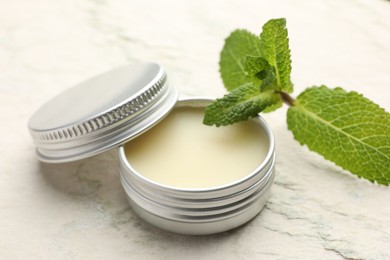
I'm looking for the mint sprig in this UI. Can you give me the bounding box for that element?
[204,18,390,185]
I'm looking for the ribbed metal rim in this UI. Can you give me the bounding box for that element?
[120,159,274,215]
[120,170,274,222]
[29,73,168,144]
[120,156,274,208]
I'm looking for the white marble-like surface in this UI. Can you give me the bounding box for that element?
[1,0,389,259]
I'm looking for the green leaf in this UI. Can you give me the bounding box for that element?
[219,30,262,91]
[244,55,277,92]
[262,99,283,113]
[287,86,390,185]
[260,18,293,93]
[203,83,282,126]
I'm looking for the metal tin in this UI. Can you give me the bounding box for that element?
[28,63,276,235]
[119,98,275,235]
[28,63,178,163]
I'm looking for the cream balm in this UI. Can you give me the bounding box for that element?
[125,107,269,189]
[119,98,275,235]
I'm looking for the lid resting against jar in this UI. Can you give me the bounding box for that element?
[28,62,178,163]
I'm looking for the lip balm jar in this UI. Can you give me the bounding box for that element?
[119,98,275,235]
[28,62,275,235]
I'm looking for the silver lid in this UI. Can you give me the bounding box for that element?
[28,62,178,163]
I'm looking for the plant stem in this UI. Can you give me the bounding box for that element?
[279,91,296,106]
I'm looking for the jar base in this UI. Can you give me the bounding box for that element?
[125,171,274,235]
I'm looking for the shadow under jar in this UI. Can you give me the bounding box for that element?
[119,98,275,235]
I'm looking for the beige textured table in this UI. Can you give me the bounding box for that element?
[1,0,389,259]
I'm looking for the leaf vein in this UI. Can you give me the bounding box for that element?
[297,104,390,161]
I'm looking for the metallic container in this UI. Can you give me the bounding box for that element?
[28,63,275,235]
[119,98,275,235]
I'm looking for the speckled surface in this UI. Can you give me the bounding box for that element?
[1,0,389,259]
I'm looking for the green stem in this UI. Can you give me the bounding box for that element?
[279,91,296,106]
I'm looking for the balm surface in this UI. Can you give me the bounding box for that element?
[125,107,269,189]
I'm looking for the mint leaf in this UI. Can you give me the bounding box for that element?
[260,18,293,93]
[262,99,283,113]
[244,56,277,92]
[287,86,390,185]
[203,83,281,126]
[243,55,282,113]
[219,30,262,91]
